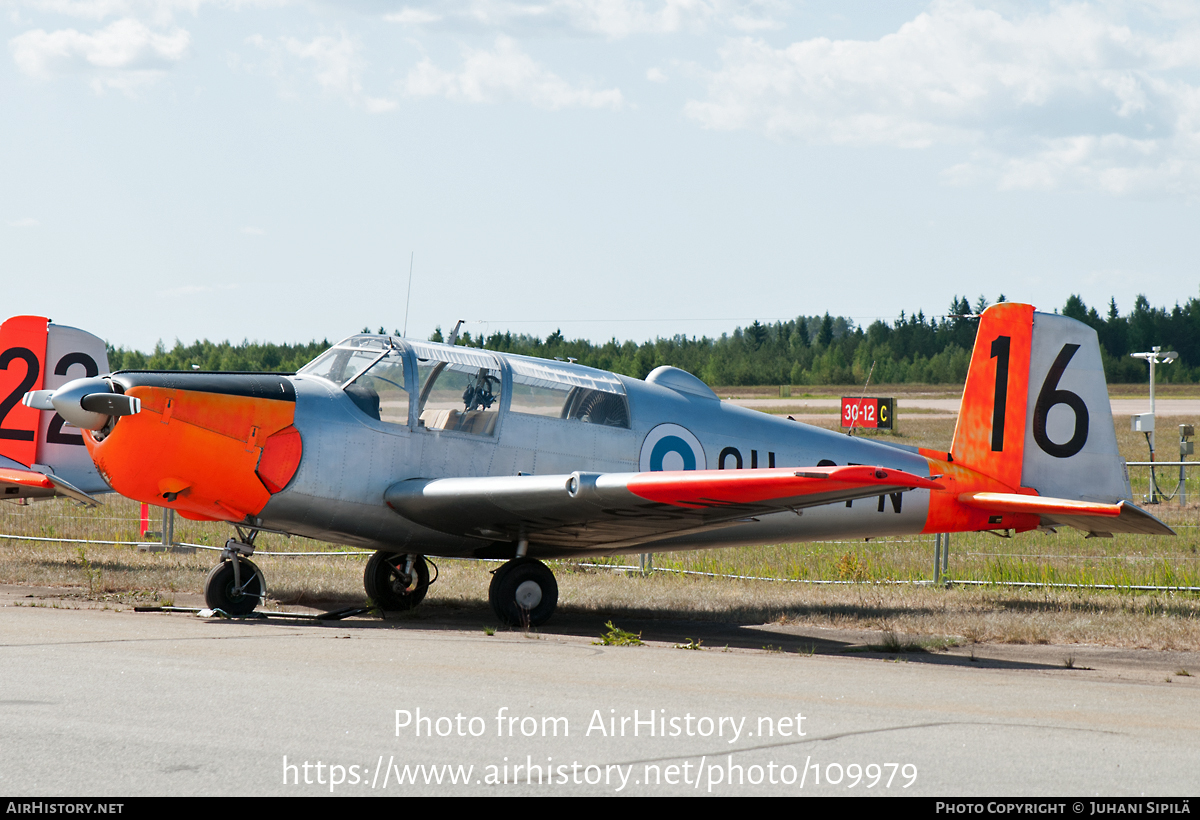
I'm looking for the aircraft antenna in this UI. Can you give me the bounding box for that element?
[848,360,876,437]
[402,252,414,338]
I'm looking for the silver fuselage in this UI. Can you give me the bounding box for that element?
[261,341,931,558]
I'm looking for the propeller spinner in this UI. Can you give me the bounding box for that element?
[23,377,142,431]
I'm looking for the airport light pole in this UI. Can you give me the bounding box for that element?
[1130,346,1178,502]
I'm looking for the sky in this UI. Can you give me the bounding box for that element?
[3,0,1199,352]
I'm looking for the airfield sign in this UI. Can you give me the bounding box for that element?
[841,397,895,430]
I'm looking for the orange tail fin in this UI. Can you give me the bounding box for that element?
[951,302,1034,491]
[951,302,1129,503]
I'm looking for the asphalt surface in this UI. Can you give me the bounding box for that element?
[2,586,1198,797]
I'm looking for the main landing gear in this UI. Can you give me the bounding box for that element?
[203,530,264,616]
[364,552,431,611]
[488,557,558,626]
[362,550,558,625]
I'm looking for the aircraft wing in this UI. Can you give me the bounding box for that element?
[958,492,1174,536]
[386,465,943,551]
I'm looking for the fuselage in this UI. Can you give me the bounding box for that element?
[84,334,1028,558]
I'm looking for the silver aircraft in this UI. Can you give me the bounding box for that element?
[12,303,1171,624]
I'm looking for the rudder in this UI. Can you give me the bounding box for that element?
[1020,311,1128,503]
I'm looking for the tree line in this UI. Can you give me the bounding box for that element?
[106,292,1200,385]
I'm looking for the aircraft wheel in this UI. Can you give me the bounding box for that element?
[489,558,558,626]
[204,559,264,616]
[364,552,429,611]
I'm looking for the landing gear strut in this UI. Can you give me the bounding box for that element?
[489,558,558,626]
[204,528,264,616]
[364,552,431,611]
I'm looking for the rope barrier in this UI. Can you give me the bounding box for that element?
[2,531,1196,592]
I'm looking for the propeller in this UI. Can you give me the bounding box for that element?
[23,377,142,431]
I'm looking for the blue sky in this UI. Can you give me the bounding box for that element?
[3,0,1199,351]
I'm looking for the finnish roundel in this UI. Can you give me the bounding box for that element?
[639,424,706,472]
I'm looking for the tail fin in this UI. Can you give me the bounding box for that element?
[952,303,1129,503]
[0,316,111,498]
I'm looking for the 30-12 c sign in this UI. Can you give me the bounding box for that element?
[841,397,894,430]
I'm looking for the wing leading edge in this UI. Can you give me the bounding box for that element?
[385,465,943,552]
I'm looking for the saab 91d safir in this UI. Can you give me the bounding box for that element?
[15,303,1172,624]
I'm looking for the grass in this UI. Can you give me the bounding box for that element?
[594,620,644,646]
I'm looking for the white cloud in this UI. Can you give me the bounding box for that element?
[248,31,397,112]
[10,17,189,91]
[8,218,41,228]
[384,8,443,27]
[404,35,623,109]
[241,226,265,235]
[384,0,780,39]
[12,0,287,24]
[684,0,1200,195]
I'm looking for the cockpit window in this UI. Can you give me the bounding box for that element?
[409,342,503,436]
[298,338,409,426]
[346,350,409,425]
[507,356,630,428]
[298,337,390,384]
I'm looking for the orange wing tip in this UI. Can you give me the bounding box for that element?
[627,465,943,507]
[0,467,54,490]
[958,492,1121,518]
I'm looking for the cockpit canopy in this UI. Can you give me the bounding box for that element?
[298,336,630,433]
[505,355,629,427]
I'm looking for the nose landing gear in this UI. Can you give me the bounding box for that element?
[203,532,264,616]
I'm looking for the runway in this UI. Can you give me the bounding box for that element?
[2,588,1197,797]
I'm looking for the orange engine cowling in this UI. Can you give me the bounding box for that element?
[85,374,302,523]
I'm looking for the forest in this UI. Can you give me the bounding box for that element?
[106,293,1200,386]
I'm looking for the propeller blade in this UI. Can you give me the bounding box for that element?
[22,390,56,411]
[81,393,141,417]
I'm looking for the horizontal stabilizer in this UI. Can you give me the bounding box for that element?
[0,457,102,507]
[43,473,103,507]
[0,465,54,491]
[959,492,1173,536]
